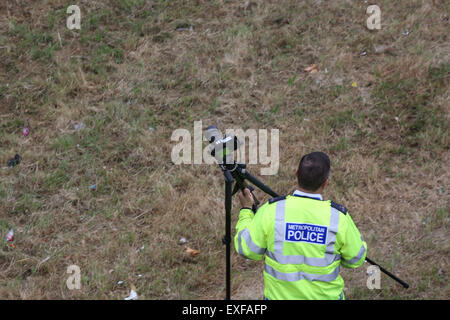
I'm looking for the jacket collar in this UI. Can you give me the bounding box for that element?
[293,189,323,201]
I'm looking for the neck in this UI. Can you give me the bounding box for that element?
[297,186,321,194]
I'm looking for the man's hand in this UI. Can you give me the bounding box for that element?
[238,188,254,209]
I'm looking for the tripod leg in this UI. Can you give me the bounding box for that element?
[224,173,233,300]
[242,171,279,198]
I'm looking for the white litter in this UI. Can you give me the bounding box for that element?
[74,122,85,131]
[5,229,14,242]
[124,289,138,300]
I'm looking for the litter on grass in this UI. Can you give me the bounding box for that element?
[5,229,14,242]
[7,154,21,168]
[124,285,138,300]
[22,119,30,137]
[304,64,318,73]
[185,247,200,257]
[74,122,86,131]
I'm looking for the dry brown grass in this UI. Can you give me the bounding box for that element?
[0,0,449,299]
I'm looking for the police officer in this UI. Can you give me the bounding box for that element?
[234,152,367,300]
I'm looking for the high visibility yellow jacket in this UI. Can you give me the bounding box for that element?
[234,191,367,300]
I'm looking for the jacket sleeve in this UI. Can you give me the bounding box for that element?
[234,203,269,261]
[339,213,367,268]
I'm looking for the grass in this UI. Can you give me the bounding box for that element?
[0,0,449,300]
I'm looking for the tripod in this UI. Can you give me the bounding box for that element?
[220,162,278,300]
[218,162,409,300]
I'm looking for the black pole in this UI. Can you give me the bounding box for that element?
[223,169,234,300]
[241,169,279,198]
[366,257,409,289]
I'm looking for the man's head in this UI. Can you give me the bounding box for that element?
[296,152,330,193]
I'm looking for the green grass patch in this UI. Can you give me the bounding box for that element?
[43,160,70,192]
[9,22,59,61]
[52,134,77,152]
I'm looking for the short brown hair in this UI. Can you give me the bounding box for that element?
[297,152,330,191]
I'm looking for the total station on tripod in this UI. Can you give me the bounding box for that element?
[204,125,255,200]
[204,125,241,168]
[204,125,279,211]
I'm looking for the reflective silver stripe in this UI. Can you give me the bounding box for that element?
[339,292,344,300]
[342,244,366,265]
[266,251,340,266]
[326,208,340,255]
[273,200,286,255]
[264,264,340,282]
[237,230,251,259]
[268,200,340,267]
[240,228,266,255]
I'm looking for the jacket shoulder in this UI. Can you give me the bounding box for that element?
[268,196,286,204]
[330,201,348,215]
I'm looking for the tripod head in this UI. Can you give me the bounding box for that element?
[204,125,279,210]
[204,125,241,166]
